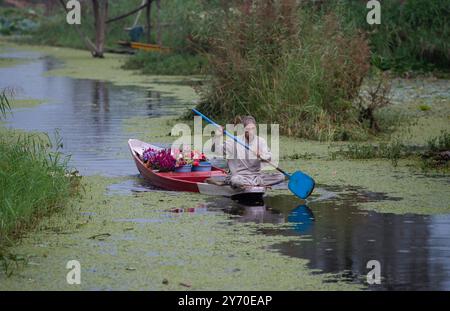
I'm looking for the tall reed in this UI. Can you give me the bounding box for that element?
[195,1,371,140]
[0,130,79,246]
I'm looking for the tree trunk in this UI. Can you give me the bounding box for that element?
[156,0,161,46]
[92,0,108,58]
[146,0,152,44]
[45,0,58,16]
[58,0,97,56]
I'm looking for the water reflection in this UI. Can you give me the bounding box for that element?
[0,49,187,176]
[209,187,450,290]
[287,205,315,235]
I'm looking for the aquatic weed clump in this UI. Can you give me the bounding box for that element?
[331,131,450,170]
[421,131,450,170]
[331,139,409,166]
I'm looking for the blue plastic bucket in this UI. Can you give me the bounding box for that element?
[174,164,192,173]
[192,161,212,172]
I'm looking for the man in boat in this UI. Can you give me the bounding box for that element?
[210,115,285,189]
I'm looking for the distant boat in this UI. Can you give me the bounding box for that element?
[118,41,171,53]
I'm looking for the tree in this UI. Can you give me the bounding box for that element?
[92,0,108,58]
[59,0,108,58]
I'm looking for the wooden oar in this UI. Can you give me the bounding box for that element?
[192,109,315,199]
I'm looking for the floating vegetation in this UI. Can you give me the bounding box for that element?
[330,139,410,166]
[0,176,361,290]
[418,105,431,112]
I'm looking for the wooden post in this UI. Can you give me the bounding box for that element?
[146,0,152,44]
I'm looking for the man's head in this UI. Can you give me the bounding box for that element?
[242,116,256,141]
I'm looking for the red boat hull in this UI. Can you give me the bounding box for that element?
[130,141,227,192]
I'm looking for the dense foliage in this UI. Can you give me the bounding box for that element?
[195,1,371,140]
[339,0,450,73]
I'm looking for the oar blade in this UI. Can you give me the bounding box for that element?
[288,171,315,199]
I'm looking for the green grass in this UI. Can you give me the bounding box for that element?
[0,129,80,247]
[0,7,39,36]
[331,139,408,166]
[331,131,450,170]
[421,131,450,171]
[123,51,206,75]
[427,130,450,152]
[337,0,450,73]
[418,105,431,112]
[0,91,80,248]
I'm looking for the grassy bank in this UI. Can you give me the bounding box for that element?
[0,128,80,247]
[122,51,206,76]
[0,93,80,247]
[0,7,39,36]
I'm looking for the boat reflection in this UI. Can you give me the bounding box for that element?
[220,196,315,235]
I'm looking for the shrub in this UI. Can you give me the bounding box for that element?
[355,70,392,132]
[195,1,371,140]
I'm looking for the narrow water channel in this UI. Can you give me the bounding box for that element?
[1,46,449,290]
[0,48,185,175]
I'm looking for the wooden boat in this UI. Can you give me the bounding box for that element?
[117,40,171,53]
[128,139,265,201]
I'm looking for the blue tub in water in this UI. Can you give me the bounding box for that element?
[192,161,212,172]
[174,164,192,173]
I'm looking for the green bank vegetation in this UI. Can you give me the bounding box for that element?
[124,51,206,76]
[19,1,449,75]
[339,0,450,73]
[0,7,39,36]
[0,90,80,248]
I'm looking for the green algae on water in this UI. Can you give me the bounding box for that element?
[9,98,44,109]
[2,41,199,104]
[0,57,26,68]
[0,175,361,290]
